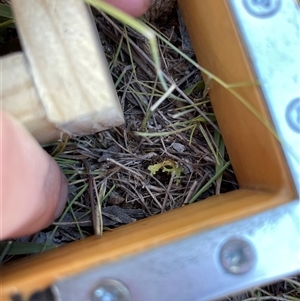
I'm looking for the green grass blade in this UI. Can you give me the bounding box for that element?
[42,184,88,251]
[183,80,205,96]
[135,124,196,137]
[214,129,226,193]
[0,19,14,28]
[124,25,136,77]
[0,241,56,257]
[50,136,69,157]
[0,4,14,19]
[109,30,125,71]
[189,161,231,204]
[189,124,197,145]
[69,206,85,239]
[0,241,12,263]
[285,297,300,301]
[198,123,219,164]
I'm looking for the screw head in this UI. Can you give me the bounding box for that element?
[91,279,132,301]
[286,98,300,133]
[220,238,255,275]
[243,0,281,17]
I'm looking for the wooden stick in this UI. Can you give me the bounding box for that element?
[1,0,124,143]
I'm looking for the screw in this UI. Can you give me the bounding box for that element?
[220,238,255,275]
[243,0,281,17]
[91,279,132,301]
[286,98,300,133]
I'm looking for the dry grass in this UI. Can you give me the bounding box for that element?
[23,7,236,246]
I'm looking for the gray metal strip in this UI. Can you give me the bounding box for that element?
[229,0,300,193]
[53,200,300,301]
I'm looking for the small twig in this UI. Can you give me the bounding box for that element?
[161,172,176,212]
[144,185,163,210]
[189,161,231,204]
[107,158,145,180]
[0,241,12,263]
[175,69,200,88]
[183,171,211,206]
[84,161,98,236]
[93,178,104,236]
[118,174,150,205]
[144,184,166,193]
[183,180,198,205]
[150,83,177,112]
[119,70,135,113]
[106,134,134,155]
[53,221,91,226]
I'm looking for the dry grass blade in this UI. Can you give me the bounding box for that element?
[93,178,105,236]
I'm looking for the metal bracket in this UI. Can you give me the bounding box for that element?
[52,200,300,301]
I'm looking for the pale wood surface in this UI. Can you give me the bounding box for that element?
[1,53,61,143]
[1,0,124,143]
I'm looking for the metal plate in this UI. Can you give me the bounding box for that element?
[53,200,300,301]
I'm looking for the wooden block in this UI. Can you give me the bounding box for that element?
[1,0,124,143]
[1,53,61,143]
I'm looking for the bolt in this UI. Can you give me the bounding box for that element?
[243,0,281,17]
[220,238,255,275]
[286,98,300,133]
[91,279,132,301]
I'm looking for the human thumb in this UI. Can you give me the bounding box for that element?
[0,111,68,240]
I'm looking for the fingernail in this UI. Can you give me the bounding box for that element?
[54,173,68,219]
